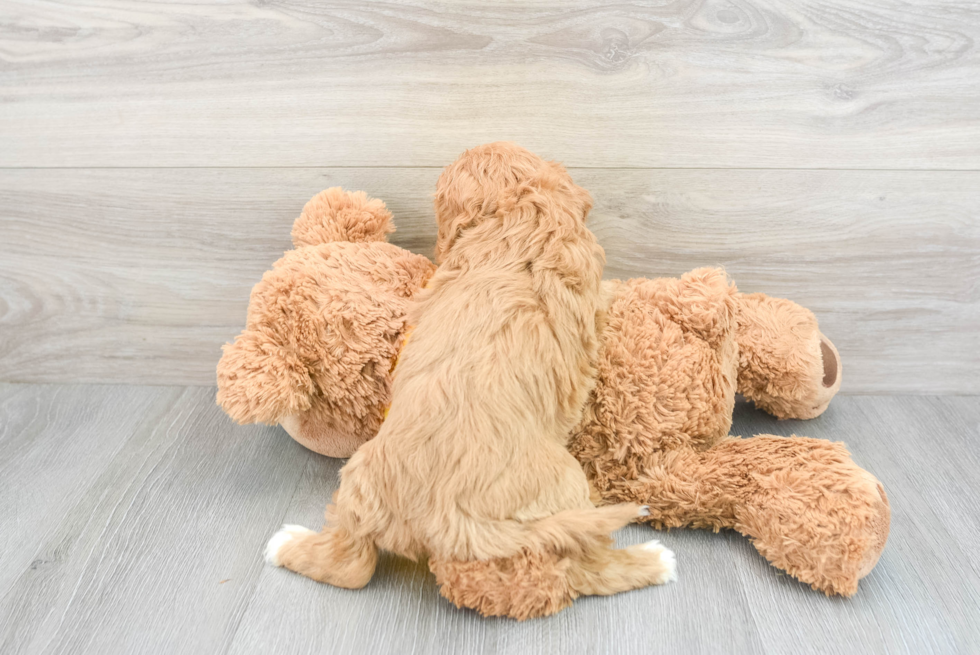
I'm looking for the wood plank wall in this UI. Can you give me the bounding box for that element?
[1,1,978,393]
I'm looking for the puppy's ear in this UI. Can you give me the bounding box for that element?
[434,184,485,264]
[497,165,594,234]
[493,166,602,289]
[545,162,593,225]
[571,183,594,224]
[433,157,592,261]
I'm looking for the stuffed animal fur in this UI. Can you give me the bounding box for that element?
[218,170,889,612]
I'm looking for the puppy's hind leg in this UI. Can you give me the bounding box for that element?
[430,536,676,619]
[266,522,378,589]
[430,550,576,620]
[428,506,664,619]
[566,539,677,597]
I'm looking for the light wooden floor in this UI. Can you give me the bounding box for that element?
[0,385,977,655]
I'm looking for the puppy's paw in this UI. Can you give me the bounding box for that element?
[638,505,651,517]
[642,540,678,583]
[265,524,314,566]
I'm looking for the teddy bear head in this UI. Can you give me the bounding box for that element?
[216,188,434,457]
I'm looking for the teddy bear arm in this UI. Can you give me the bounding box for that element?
[628,267,740,349]
[736,293,843,419]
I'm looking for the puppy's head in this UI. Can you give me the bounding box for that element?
[433,142,593,263]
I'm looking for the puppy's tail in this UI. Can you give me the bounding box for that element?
[451,503,645,561]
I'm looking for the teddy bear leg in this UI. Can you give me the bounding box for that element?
[702,436,889,596]
[736,293,843,419]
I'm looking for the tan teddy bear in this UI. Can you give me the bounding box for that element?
[217,188,435,457]
[217,185,889,606]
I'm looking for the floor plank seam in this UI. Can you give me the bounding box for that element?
[222,446,315,655]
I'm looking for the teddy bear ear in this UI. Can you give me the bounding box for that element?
[216,328,315,426]
[291,187,394,248]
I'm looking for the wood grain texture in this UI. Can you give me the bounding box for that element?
[1,167,977,393]
[0,384,313,655]
[2,0,979,168]
[0,386,977,654]
[0,384,176,597]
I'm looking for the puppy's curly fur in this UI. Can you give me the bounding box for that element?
[266,143,675,619]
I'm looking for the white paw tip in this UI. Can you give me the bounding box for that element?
[638,505,651,517]
[642,540,678,583]
[265,524,314,566]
